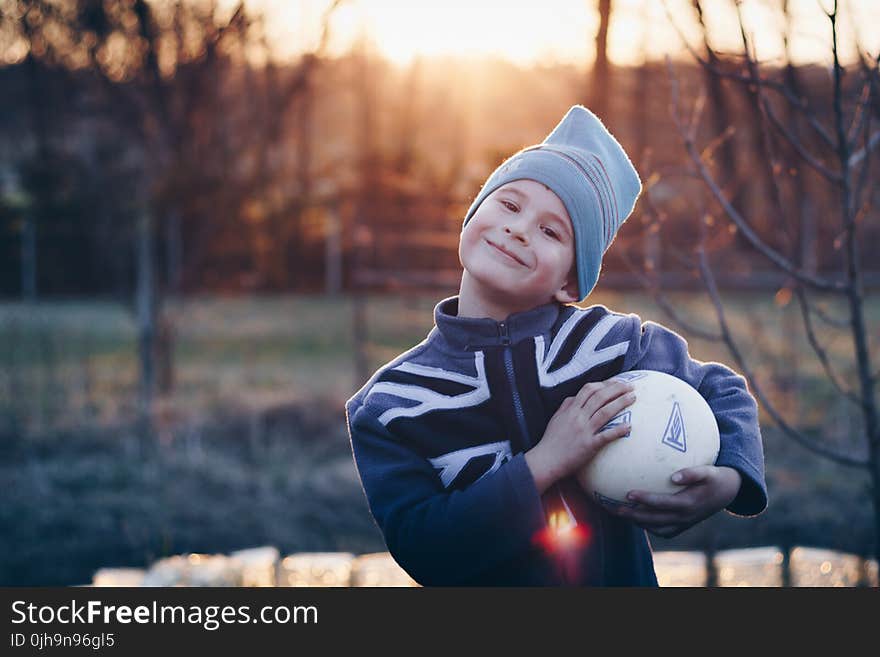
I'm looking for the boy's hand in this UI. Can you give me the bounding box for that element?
[525,380,635,494]
[611,465,742,538]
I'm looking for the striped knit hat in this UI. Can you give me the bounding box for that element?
[463,105,641,301]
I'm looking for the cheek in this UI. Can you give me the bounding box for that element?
[460,221,482,252]
[458,226,477,264]
[538,245,573,280]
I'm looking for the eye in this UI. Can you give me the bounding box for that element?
[542,225,560,240]
[500,199,518,212]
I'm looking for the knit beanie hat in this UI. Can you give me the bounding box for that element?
[462,105,641,301]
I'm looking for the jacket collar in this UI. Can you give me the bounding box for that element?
[433,295,563,351]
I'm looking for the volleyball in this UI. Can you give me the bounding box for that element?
[577,370,720,509]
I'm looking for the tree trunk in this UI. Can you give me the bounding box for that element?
[353,294,369,389]
[589,0,612,119]
[21,215,36,302]
[846,216,880,569]
[155,311,174,395]
[325,205,342,295]
[872,456,880,574]
[22,46,47,304]
[633,39,657,276]
[158,210,178,395]
[693,1,738,209]
[165,209,182,294]
[351,39,378,388]
[136,207,156,442]
[292,69,314,290]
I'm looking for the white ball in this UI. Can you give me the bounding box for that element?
[576,370,720,510]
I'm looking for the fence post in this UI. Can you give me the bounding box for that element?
[352,294,369,389]
[703,533,718,587]
[704,546,717,587]
[325,205,342,296]
[781,543,792,587]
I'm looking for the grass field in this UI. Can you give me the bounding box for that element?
[0,291,876,584]
[0,289,875,437]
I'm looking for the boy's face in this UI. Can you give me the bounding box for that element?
[459,179,579,310]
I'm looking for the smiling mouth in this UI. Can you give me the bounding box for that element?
[486,239,528,267]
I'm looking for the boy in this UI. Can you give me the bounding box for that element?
[345,105,767,586]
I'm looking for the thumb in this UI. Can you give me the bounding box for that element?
[671,465,713,485]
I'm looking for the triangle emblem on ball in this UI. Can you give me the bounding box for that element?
[661,402,687,452]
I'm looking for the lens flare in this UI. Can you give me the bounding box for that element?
[533,511,591,553]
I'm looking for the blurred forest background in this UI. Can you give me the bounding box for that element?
[0,0,878,585]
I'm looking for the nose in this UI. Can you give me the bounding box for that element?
[504,223,529,245]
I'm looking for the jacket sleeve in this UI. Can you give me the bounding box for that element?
[345,397,548,586]
[616,316,768,516]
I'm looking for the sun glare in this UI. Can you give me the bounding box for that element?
[251,0,880,68]
[349,0,595,66]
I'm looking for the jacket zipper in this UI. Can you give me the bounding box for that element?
[499,320,581,583]
[498,322,531,449]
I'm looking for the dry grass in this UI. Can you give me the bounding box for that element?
[0,291,876,584]
[0,399,387,585]
[2,290,875,438]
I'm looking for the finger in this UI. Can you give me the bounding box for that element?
[575,379,632,410]
[572,382,603,409]
[583,422,632,462]
[625,489,692,511]
[593,420,632,447]
[647,526,682,539]
[619,507,685,527]
[590,391,636,430]
[582,381,634,415]
[670,465,714,486]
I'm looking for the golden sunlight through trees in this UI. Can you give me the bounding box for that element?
[248,0,880,68]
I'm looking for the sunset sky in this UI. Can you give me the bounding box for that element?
[244,0,879,68]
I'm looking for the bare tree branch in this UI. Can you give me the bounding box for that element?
[317,0,346,55]
[801,293,851,330]
[667,57,848,293]
[698,124,736,163]
[849,130,880,168]
[846,80,871,146]
[851,123,875,248]
[664,0,880,568]
[617,241,723,342]
[662,0,836,148]
[793,284,863,406]
[733,8,806,256]
[695,247,867,468]
[828,0,880,467]
[849,45,877,249]
[732,5,842,183]
[759,90,843,181]
[830,2,851,203]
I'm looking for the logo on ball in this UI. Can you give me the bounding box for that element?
[661,402,687,453]
[601,411,631,433]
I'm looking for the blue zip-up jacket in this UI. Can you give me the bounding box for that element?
[345,296,767,586]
